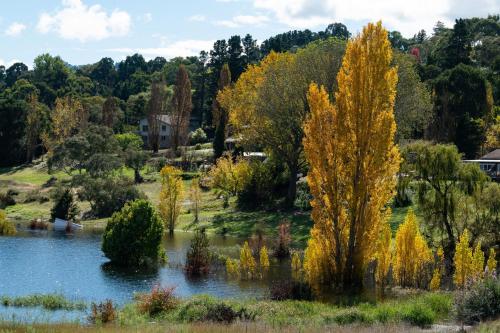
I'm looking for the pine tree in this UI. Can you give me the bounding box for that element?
[302,22,400,290]
[171,65,192,152]
[453,229,474,288]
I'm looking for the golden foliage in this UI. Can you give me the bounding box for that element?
[226,258,240,279]
[453,229,474,288]
[472,242,485,279]
[42,96,84,153]
[240,241,256,280]
[0,210,16,236]
[158,166,184,235]
[208,154,251,204]
[259,246,270,271]
[375,221,392,288]
[430,269,441,291]
[190,178,201,223]
[302,22,400,288]
[486,248,497,275]
[393,209,432,288]
[291,251,302,281]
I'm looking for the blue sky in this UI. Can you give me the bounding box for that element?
[0,0,498,67]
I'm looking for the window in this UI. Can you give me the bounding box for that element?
[161,136,167,141]
[162,125,167,131]
[142,125,148,132]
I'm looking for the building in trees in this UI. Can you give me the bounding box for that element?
[138,115,172,149]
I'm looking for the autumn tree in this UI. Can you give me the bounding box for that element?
[375,221,392,292]
[302,22,400,290]
[42,96,84,154]
[190,178,201,223]
[219,38,345,208]
[158,166,184,235]
[486,248,497,275]
[240,241,256,279]
[147,80,167,153]
[213,64,231,159]
[170,65,192,152]
[472,241,485,279]
[208,154,251,207]
[393,209,432,288]
[454,229,474,288]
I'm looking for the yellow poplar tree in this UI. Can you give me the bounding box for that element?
[486,248,497,275]
[303,22,400,289]
[375,220,392,290]
[158,166,184,235]
[291,251,302,281]
[240,241,256,279]
[453,229,474,288]
[259,246,270,274]
[472,242,485,279]
[393,209,432,288]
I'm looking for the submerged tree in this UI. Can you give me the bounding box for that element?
[302,22,400,290]
[158,166,184,235]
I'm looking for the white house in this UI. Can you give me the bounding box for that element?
[138,115,172,149]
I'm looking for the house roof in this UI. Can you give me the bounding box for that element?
[141,115,172,125]
[480,149,500,160]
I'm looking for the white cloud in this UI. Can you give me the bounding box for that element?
[188,14,206,22]
[5,22,27,36]
[253,0,499,36]
[0,58,22,68]
[106,39,214,59]
[215,15,269,28]
[36,0,131,42]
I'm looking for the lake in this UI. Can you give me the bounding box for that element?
[0,229,289,322]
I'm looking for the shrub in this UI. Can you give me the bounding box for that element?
[185,229,211,276]
[177,296,254,323]
[294,181,312,211]
[29,219,48,230]
[274,222,291,259]
[102,199,165,267]
[0,210,16,236]
[455,276,500,325]
[330,309,374,325]
[88,300,116,324]
[269,280,313,301]
[137,285,178,317]
[50,187,79,221]
[189,128,208,145]
[24,190,50,204]
[79,176,145,218]
[401,303,435,328]
[0,191,16,209]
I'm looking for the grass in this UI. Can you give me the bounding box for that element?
[0,294,86,311]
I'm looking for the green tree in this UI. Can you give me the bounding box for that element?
[50,188,79,221]
[185,229,210,276]
[116,133,148,183]
[102,199,165,267]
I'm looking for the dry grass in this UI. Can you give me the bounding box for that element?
[0,322,426,333]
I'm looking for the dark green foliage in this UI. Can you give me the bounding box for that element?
[0,191,16,209]
[102,199,164,267]
[78,176,145,218]
[50,188,79,221]
[0,93,27,167]
[177,295,255,323]
[270,280,313,301]
[212,120,226,160]
[188,128,208,145]
[329,309,374,325]
[401,303,436,328]
[455,277,500,325]
[185,229,211,276]
[431,64,493,158]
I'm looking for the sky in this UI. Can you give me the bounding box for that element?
[0,0,498,68]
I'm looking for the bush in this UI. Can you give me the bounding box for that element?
[24,190,50,204]
[79,176,146,218]
[189,128,208,145]
[401,303,436,328]
[185,229,211,276]
[329,309,374,325]
[0,191,16,209]
[177,295,254,323]
[88,300,116,324]
[273,222,291,259]
[270,280,313,301]
[51,187,79,221]
[137,285,178,317]
[0,210,16,236]
[102,199,165,267]
[294,181,312,211]
[455,276,500,325]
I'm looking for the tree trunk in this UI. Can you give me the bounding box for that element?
[285,163,298,209]
[134,168,143,184]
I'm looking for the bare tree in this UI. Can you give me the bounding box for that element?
[147,80,167,153]
[170,65,192,152]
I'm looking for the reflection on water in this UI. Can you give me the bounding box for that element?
[0,229,274,311]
